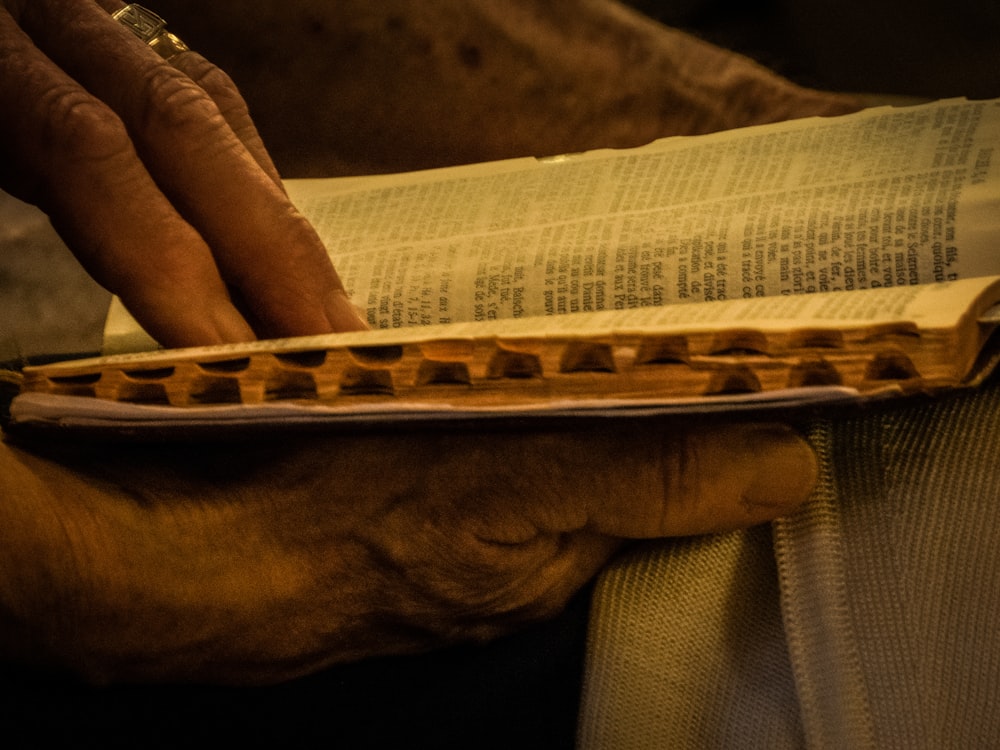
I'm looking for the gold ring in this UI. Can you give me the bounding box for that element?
[112,4,190,62]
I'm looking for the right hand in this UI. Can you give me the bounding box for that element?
[0,0,367,348]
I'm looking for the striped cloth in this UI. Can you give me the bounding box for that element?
[579,375,1000,748]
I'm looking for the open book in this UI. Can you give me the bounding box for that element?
[10,98,1000,433]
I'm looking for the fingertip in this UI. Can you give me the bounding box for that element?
[740,425,818,519]
[324,289,370,332]
[132,298,256,349]
[207,302,258,344]
[653,423,819,537]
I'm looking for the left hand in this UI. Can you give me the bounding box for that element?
[0,420,816,685]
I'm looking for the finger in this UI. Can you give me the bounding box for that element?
[445,421,816,636]
[20,0,367,337]
[0,6,255,347]
[604,421,817,537]
[169,52,284,188]
[96,3,318,335]
[653,422,818,535]
[457,421,817,541]
[96,0,285,188]
[273,421,815,637]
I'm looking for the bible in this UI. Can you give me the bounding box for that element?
[9,97,1000,433]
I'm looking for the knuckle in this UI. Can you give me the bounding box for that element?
[193,63,238,94]
[189,63,244,110]
[133,66,225,138]
[39,86,133,166]
[178,60,259,135]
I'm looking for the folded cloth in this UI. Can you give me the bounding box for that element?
[580,374,1000,749]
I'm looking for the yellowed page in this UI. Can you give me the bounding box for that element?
[104,98,1000,353]
[78,276,1000,368]
[289,98,1000,329]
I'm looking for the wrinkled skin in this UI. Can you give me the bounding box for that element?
[0,0,858,343]
[0,0,840,685]
[0,0,366,347]
[2,422,815,685]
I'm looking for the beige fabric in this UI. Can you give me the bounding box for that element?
[579,526,804,748]
[771,421,877,748]
[579,377,1000,748]
[828,388,1000,747]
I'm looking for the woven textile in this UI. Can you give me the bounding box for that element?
[579,376,1000,749]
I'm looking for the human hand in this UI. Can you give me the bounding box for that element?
[0,1,367,347]
[0,420,816,684]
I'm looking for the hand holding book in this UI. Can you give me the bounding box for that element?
[14,98,1000,431]
[0,420,814,683]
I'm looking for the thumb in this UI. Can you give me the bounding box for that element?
[588,422,818,538]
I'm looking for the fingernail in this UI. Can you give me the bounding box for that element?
[325,290,370,332]
[741,426,818,510]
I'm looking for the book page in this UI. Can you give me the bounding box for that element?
[60,276,1000,372]
[103,98,1000,353]
[26,98,996,431]
[287,98,1000,331]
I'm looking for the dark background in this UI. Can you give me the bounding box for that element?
[630,0,1000,98]
[2,1,998,747]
